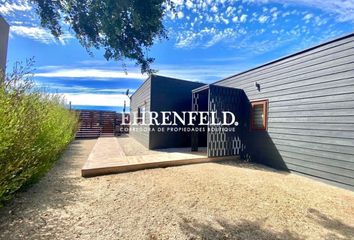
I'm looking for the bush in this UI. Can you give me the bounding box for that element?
[0,60,78,206]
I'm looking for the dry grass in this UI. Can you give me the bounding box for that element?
[0,139,353,240]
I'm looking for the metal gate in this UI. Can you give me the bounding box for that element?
[192,85,250,159]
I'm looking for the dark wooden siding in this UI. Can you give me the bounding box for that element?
[130,75,205,149]
[214,34,354,190]
[130,77,151,148]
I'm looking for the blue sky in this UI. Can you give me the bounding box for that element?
[1,0,354,111]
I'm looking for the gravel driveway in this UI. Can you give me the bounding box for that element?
[0,139,353,240]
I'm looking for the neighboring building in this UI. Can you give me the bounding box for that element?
[130,75,205,149]
[0,15,9,72]
[131,33,354,190]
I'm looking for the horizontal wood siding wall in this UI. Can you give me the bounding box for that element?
[214,34,354,190]
[130,77,151,148]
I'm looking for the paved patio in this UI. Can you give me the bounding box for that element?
[81,136,237,177]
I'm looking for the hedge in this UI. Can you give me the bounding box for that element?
[0,61,78,206]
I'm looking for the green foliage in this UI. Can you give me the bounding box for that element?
[31,0,173,74]
[0,60,78,206]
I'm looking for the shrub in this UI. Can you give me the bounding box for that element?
[0,60,78,206]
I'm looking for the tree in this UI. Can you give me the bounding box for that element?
[31,0,172,74]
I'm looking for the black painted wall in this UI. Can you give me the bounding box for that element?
[149,75,205,149]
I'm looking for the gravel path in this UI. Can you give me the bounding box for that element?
[0,139,353,240]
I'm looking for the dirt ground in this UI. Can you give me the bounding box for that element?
[0,139,353,240]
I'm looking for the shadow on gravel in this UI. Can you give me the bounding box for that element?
[216,160,290,175]
[308,208,354,240]
[179,217,305,240]
[0,140,94,238]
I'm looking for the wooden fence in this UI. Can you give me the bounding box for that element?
[75,110,129,138]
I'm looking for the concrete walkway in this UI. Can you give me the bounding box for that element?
[83,137,127,168]
[81,137,237,177]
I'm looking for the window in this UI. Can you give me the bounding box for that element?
[137,105,145,124]
[251,100,268,131]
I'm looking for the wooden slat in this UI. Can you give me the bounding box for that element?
[76,110,117,138]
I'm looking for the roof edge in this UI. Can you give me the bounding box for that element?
[0,15,9,27]
[129,75,152,99]
[214,32,354,84]
[151,74,205,84]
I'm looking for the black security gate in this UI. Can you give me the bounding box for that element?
[192,85,250,159]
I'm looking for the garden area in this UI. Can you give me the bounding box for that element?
[0,61,78,206]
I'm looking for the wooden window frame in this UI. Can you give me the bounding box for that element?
[250,99,268,131]
[137,104,145,124]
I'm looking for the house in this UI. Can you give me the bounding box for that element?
[210,33,354,190]
[0,15,9,72]
[130,75,205,149]
[131,33,354,190]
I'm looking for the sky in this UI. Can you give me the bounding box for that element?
[1,0,354,112]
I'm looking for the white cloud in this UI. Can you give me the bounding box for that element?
[78,60,111,66]
[63,93,130,107]
[204,28,236,47]
[220,16,230,24]
[156,64,240,82]
[226,6,235,16]
[0,1,32,15]
[175,30,198,48]
[214,15,220,23]
[35,82,136,95]
[240,14,248,22]
[96,88,136,94]
[10,25,73,45]
[271,11,279,21]
[303,13,313,20]
[185,0,194,9]
[171,0,184,6]
[1,1,75,45]
[35,68,147,80]
[177,11,184,19]
[270,7,278,13]
[258,15,269,23]
[314,16,328,26]
[282,11,291,17]
[166,0,351,52]
[253,0,354,22]
[175,26,239,49]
